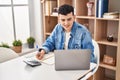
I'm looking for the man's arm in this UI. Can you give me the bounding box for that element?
[82,31,95,63]
[36,25,58,60]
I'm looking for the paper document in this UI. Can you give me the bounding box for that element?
[24,52,54,65]
[41,56,54,65]
[41,52,54,61]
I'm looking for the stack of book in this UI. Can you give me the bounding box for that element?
[103,12,119,19]
[96,0,109,18]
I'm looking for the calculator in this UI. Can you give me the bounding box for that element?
[23,58,41,67]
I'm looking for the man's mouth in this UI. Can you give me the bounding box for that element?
[64,26,69,28]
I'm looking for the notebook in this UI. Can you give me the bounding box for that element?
[54,49,91,70]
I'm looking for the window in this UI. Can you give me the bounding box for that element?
[0,0,30,46]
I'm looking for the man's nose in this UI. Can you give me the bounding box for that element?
[64,20,68,25]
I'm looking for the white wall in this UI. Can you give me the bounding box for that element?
[29,0,43,47]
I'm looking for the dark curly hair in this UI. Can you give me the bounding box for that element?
[58,4,74,15]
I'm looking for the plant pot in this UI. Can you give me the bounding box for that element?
[28,43,34,48]
[12,46,22,53]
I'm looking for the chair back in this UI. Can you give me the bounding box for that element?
[0,47,19,63]
[92,39,100,73]
[79,39,100,80]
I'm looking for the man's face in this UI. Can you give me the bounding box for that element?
[58,12,75,32]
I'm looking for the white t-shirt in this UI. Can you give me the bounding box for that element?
[64,32,71,50]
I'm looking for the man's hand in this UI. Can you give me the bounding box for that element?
[36,49,45,60]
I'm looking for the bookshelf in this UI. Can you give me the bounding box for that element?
[41,0,120,80]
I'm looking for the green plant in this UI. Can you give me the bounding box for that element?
[0,43,10,48]
[27,37,35,44]
[12,40,22,46]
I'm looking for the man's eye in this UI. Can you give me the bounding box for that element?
[61,19,65,21]
[67,18,71,21]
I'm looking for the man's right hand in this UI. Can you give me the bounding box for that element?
[36,49,45,60]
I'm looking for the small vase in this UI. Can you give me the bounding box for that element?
[86,2,94,16]
[107,35,114,42]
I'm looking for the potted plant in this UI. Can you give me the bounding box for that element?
[12,40,22,53]
[27,37,35,48]
[0,42,10,48]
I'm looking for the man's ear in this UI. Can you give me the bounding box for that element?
[73,15,76,20]
[58,15,60,20]
[58,15,60,23]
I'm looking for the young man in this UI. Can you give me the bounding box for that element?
[36,4,95,62]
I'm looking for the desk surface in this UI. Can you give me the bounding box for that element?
[0,51,96,80]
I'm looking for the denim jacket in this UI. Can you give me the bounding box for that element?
[40,22,95,62]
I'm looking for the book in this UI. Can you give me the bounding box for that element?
[96,0,109,18]
[104,11,119,15]
[103,12,119,19]
[103,14,119,19]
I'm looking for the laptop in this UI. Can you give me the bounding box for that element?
[54,49,91,70]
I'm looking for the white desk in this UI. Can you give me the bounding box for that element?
[0,51,96,80]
